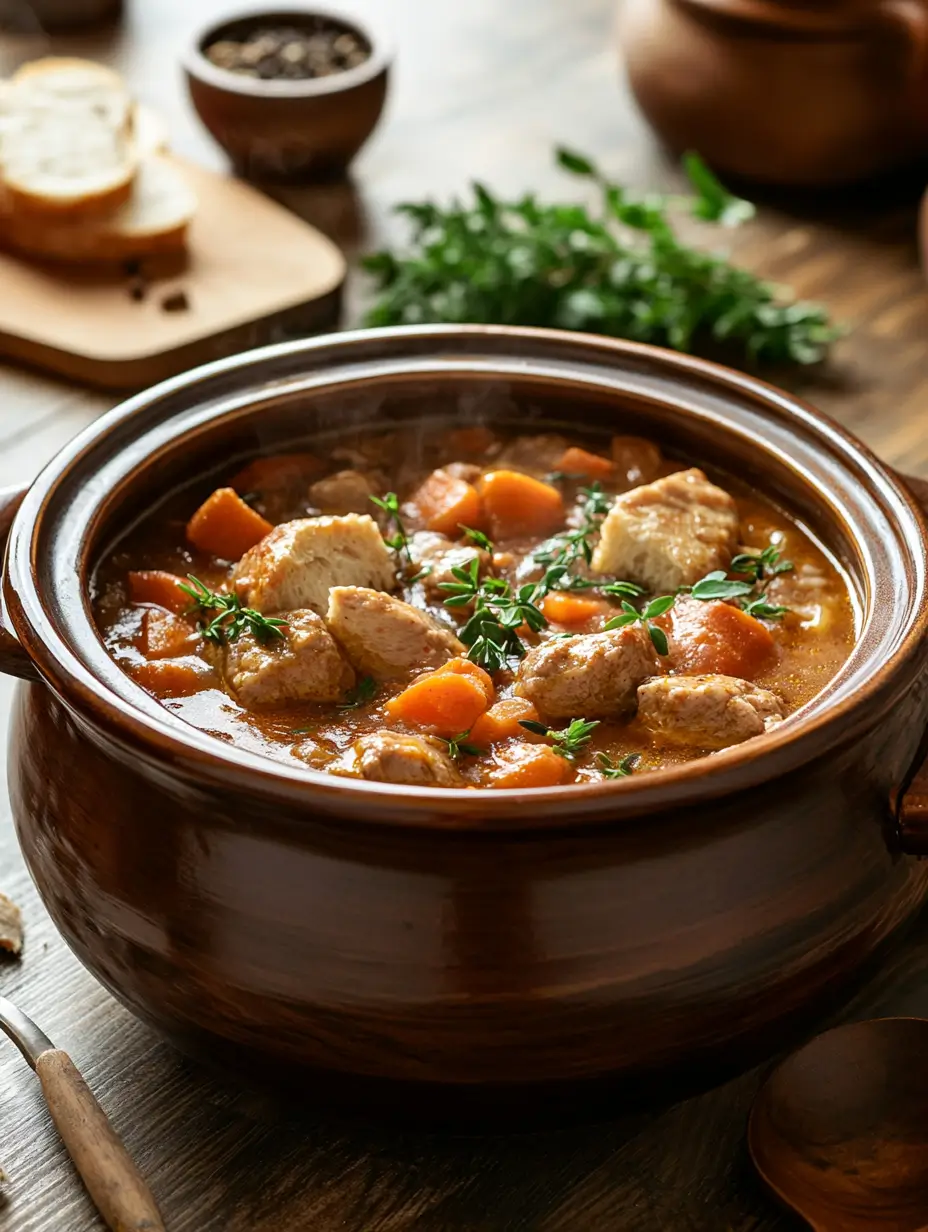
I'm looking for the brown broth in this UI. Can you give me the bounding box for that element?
[93,425,856,787]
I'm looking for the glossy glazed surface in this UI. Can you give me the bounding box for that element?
[2,327,927,1108]
[94,424,855,787]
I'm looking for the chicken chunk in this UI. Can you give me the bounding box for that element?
[636,674,786,750]
[497,433,570,476]
[591,468,739,592]
[219,609,355,707]
[232,515,395,615]
[308,469,380,515]
[408,530,492,602]
[336,731,462,786]
[326,586,464,680]
[515,625,656,719]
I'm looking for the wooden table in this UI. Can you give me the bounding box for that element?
[1,1,928,1228]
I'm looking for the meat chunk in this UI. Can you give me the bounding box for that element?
[219,609,355,707]
[637,674,786,750]
[408,530,492,602]
[336,731,462,786]
[591,468,739,592]
[497,433,570,476]
[308,469,380,515]
[515,625,655,719]
[326,586,463,680]
[232,515,395,615]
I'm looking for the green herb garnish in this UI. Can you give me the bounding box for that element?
[459,525,494,551]
[363,149,838,367]
[442,732,482,760]
[689,570,754,602]
[337,676,378,710]
[179,576,288,646]
[370,492,413,564]
[604,594,675,655]
[729,544,794,584]
[519,717,600,761]
[440,559,546,672]
[596,751,640,779]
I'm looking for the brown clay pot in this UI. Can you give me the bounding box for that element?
[184,8,391,182]
[2,326,928,1118]
[617,0,928,186]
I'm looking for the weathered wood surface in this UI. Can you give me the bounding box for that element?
[1,0,928,1227]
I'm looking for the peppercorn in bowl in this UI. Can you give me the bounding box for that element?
[184,7,391,180]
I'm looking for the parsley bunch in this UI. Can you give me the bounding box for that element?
[363,149,838,367]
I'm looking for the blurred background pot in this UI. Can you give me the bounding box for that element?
[617,0,928,187]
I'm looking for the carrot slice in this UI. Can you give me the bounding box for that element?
[128,569,189,614]
[385,658,493,736]
[230,452,323,494]
[666,600,776,679]
[186,488,273,562]
[410,468,485,538]
[557,446,614,480]
[431,656,494,701]
[479,470,564,539]
[488,743,573,789]
[138,609,197,660]
[469,697,541,747]
[132,658,215,697]
[541,592,607,627]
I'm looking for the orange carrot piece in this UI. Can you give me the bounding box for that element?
[447,425,496,455]
[488,743,573,789]
[138,609,197,660]
[411,468,485,538]
[127,569,189,614]
[230,452,323,494]
[385,659,493,736]
[431,657,494,702]
[557,446,614,480]
[541,592,608,627]
[666,600,776,680]
[186,488,273,562]
[469,697,541,747]
[479,470,564,539]
[132,658,214,697]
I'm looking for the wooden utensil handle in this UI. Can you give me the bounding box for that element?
[36,1050,165,1232]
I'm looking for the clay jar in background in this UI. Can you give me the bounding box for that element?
[617,0,928,187]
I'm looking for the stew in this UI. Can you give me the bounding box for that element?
[94,425,856,789]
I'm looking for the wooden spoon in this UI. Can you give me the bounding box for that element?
[748,1017,928,1232]
[0,993,165,1231]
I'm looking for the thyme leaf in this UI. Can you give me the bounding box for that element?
[596,751,641,779]
[179,576,288,646]
[337,676,378,710]
[519,717,600,761]
[370,491,413,565]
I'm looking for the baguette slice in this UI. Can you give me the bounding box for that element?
[1,156,197,263]
[0,57,137,217]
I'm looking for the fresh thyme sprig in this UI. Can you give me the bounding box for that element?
[604,594,676,655]
[519,717,600,761]
[179,576,288,646]
[337,676,378,710]
[596,752,640,779]
[459,525,494,551]
[730,544,794,584]
[440,558,547,672]
[532,482,614,596]
[441,731,482,760]
[363,148,838,367]
[370,492,413,565]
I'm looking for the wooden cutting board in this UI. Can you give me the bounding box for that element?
[0,158,346,390]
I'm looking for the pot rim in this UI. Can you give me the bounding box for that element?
[5,325,928,830]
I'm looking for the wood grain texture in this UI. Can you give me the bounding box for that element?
[0,0,926,1228]
[35,1050,165,1232]
[0,159,346,389]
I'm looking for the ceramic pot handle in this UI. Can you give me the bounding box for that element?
[896,472,928,854]
[0,484,40,683]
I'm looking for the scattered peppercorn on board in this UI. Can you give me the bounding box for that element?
[0,157,345,389]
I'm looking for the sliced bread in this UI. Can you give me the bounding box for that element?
[1,156,197,263]
[0,57,137,217]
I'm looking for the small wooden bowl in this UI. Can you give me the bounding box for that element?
[184,7,391,182]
